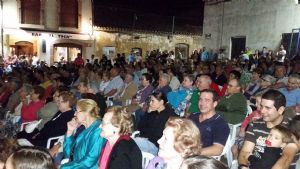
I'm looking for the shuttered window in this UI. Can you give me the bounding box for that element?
[60,0,78,28]
[20,0,41,24]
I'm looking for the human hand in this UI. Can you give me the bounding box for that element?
[49,142,61,157]
[67,118,79,136]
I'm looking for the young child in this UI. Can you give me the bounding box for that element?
[167,74,194,117]
[248,125,292,169]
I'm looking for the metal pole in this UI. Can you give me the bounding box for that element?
[1,0,3,63]
[172,16,175,34]
[296,30,300,57]
[288,29,294,58]
[220,1,225,49]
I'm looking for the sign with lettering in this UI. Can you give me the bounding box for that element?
[31,32,73,39]
[4,28,91,40]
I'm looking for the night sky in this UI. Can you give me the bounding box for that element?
[93,0,204,33]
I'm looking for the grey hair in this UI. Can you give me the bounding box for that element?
[21,83,33,94]
[160,73,171,84]
[289,74,300,84]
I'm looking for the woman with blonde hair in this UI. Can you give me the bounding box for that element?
[98,106,142,169]
[147,117,202,169]
[60,99,105,169]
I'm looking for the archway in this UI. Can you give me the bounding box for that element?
[10,41,34,57]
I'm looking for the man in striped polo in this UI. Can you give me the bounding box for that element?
[239,90,299,169]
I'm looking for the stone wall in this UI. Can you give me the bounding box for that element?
[94,31,203,60]
[203,0,300,58]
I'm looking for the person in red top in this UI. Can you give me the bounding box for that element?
[74,53,85,67]
[21,86,45,123]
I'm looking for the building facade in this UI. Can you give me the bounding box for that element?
[94,29,202,61]
[1,0,94,65]
[203,0,300,59]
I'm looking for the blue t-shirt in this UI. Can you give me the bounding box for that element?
[189,113,230,147]
[278,88,300,107]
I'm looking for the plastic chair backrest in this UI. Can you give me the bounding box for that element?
[142,151,155,169]
[46,135,64,149]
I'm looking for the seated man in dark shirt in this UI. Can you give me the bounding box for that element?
[189,89,230,156]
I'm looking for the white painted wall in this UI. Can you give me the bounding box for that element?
[203,0,300,58]
[1,0,94,64]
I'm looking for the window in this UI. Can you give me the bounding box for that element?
[60,0,78,28]
[20,0,41,24]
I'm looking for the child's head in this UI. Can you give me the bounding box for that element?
[266,125,292,148]
[255,93,263,110]
[182,74,194,88]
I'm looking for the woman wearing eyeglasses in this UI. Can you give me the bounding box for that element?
[17,91,76,148]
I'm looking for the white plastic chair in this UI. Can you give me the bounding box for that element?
[20,121,34,131]
[131,130,140,138]
[46,135,64,149]
[213,136,231,164]
[142,151,155,169]
[106,96,114,107]
[246,104,253,117]
[227,123,242,167]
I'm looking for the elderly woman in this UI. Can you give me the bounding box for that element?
[36,86,69,130]
[98,106,142,169]
[60,99,105,169]
[146,117,202,169]
[21,85,45,123]
[135,91,177,155]
[17,91,76,148]
[128,73,154,125]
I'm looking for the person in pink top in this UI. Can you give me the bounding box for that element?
[21,86,45,123]
[98,106,142,169]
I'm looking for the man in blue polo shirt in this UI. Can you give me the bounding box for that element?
[279,74,300,108]
[189,89,230,156]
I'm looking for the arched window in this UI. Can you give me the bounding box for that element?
[60,0,78,28]
[175,43,189,61]
[20,0,41,24]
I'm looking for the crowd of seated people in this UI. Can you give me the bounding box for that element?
[0,45,299,169]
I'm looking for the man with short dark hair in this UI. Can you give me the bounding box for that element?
[189,89,230,156]
[239,89,299,169]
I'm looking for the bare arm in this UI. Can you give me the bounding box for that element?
[270,82,286,89]
[238,140,255,166]
[271,143,298,169]
[105,89,117,97]
[201,144,224,156]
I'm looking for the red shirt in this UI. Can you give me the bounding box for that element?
[21,100,44,122]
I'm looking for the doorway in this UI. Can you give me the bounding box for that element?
[175,43,189,61]
[10,41,34,57]
[231,36,246,59]
[53,43,82,62]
